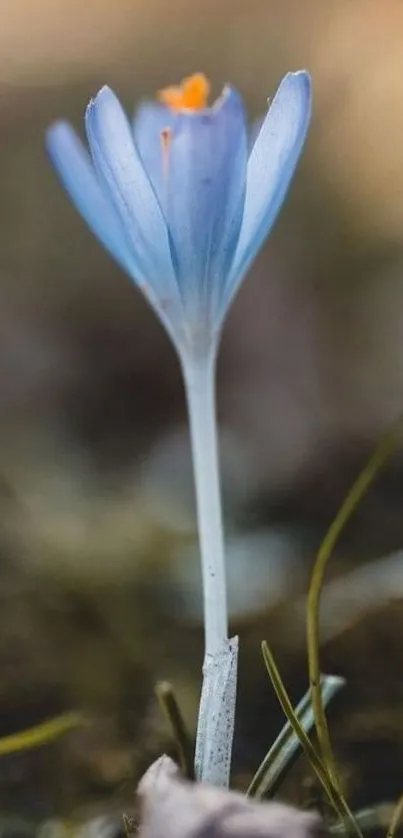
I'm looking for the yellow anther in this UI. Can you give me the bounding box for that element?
[158,73,210,112]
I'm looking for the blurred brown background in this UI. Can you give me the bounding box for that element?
[0,0,402,833]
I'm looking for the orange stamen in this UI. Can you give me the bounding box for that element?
[160,127,172,181]
[158,73,210,112]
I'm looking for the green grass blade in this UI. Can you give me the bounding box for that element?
[307,417,403,794]
[261,642,362,838]
[247,674,345,799]
[156,680,194,779]
[387,794,403,838]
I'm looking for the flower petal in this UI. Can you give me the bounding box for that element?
[164,86,247,334]
[133,101,175,205]
[226,71,312,305]
[46,121,135,277]
[248,114,265,155]
[85,86,178,300]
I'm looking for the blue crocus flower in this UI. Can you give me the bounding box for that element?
[46,71,311,358]
[46,71,312,788]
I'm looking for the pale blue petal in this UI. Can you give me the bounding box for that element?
[133,101,175,205]
[46,121,135,277]
[226,71,312,305]
[165,86,247,332]
[248,114,264,155]
[85,86,179,302]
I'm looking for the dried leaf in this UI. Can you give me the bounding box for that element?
[138,756,324,838]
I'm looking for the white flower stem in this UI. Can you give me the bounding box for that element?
[182,350,237,787]
[182,351,228,654]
